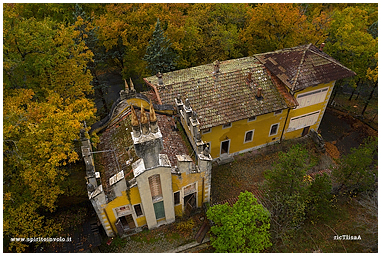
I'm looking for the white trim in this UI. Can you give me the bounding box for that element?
[222,122,232,129]
[244,129,254,144]
[296,87,329,108]
[173,191,181,206]
[287,110,321,132]
[201,128,212,134]
[220,139,231,155]
[269,123,280,136]
[182,182,198,212]
[133,203,145,217]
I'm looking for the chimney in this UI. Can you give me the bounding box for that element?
[256,87,263,99]
[130,105,141,138]
[140,104,150,135]
[319,43,325,51]
[149,101,158,133]
[213,60,220,73]
[156,72,163,85]
[247,71,253,83]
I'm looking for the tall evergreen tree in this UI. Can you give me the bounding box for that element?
[143,18,178,75]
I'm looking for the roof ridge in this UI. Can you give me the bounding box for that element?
[307,44,356,74]
[291,43,311,91]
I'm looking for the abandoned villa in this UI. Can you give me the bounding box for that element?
[80,43,355,237]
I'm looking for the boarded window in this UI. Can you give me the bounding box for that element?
[134,204,143,217]
[149,174,162,201]
[116,205,131,217]
[297,88,329,108]
[184,183,196,196]
[245,130,254,143]
[174,191,180,205]
[288,111,320,131]
[270,124,279,136]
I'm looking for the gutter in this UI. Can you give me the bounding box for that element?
[143,78,162,105]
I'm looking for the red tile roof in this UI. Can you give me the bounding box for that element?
[145,57,288,130]
[256,44,356,92]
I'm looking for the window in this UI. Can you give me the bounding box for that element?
[201,128,211,134]
[134,204,143,217]
[244,130,254,143]
[270,124,279,136]
[274,110,282,115]
[174,191,180,205]
[222,122,232,129]
[288,111,320,131]
[296,87,329,108]
[148,174,162,201]
[248,116,256,122]
[184,183,197,196]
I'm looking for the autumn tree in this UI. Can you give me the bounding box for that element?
[3,4,96,252]
[206,191,272,253]
[143,18,178,75]
[241,3,330,54]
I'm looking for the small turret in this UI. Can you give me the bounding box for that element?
[149,102,158,133]
[140,104,150,135]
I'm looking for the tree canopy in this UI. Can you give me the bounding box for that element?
[206,191,272,253]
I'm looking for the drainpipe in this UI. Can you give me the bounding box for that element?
[280,108,291,142]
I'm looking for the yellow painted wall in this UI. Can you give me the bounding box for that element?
[283,81,335,140]
[171,171,209,217]
[104,186,147,234]
[201,110,288,158]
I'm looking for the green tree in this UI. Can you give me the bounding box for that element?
[333,137,378,193]
[143,18,178,75]
[206,191,272,253]
[324,6,378,101]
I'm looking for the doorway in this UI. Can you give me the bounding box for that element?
[302,126,310,137]
[220,140,230,155]
[120,214,136,229]
[184,193,196,216]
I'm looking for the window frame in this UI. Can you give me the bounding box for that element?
[269,123,280,136]
[201,128,212,134]
[248,116,256,122]
[244,130,254,143]
[133,204,144,217]
[274,110,283,115]
[174,191,180,205]
[296,87,329,108]
[222,122,232,129]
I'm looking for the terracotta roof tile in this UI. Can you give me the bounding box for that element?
[145,57,288,129]
[256,44,356,92]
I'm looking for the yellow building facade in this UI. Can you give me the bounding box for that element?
[144,44,355,160]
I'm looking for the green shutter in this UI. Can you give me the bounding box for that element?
[153,201,165,220]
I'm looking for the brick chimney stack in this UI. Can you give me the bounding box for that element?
[156,72,163,85]
[256,87,263,99]
[214,60,220,73]
[319,43,325,51]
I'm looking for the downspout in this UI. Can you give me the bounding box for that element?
[143,78,162,105]
[280,107,291,142]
